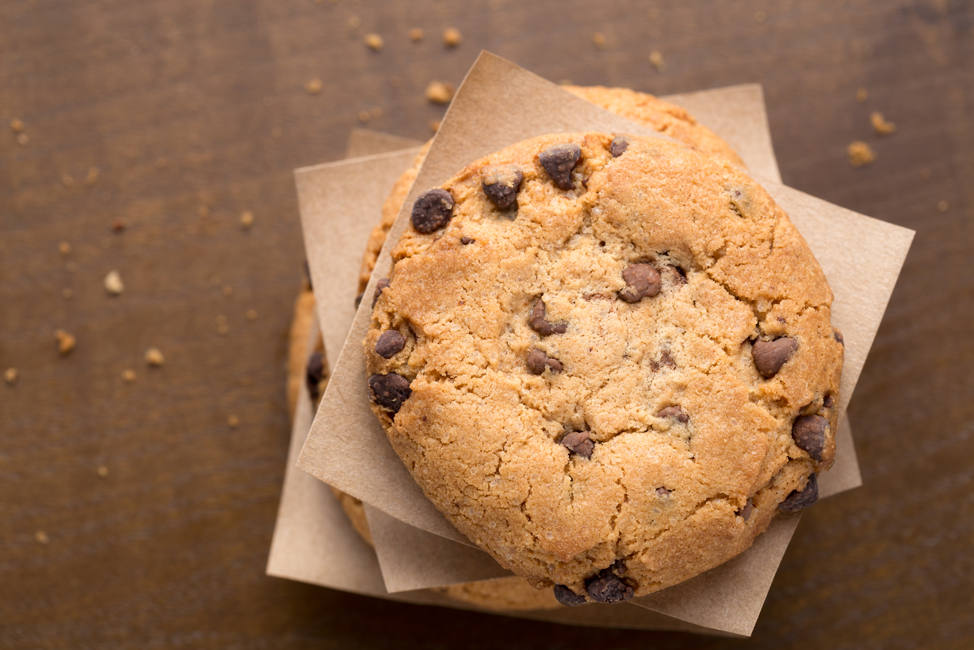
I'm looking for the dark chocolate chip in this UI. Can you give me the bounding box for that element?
[737,498,754,521]
[834,330,844,345]
[460,236,474,245]
[779,474,819,511]
[792,414,828,461]
[526,349,547,374]
[752,337,799,377]
[481,164,524,210]
[372,278,391,308]
[666,264,687,287]
[375,330,406,359]
[545,357,563,372]
[609,136,629,157]
[539,142,581,190]
[368,373,411,414]
[608,559,627,575]
[411,189,455,234]
[823,394,834,408]
[656,405,689,423]
[656,486,671,497]
[660,350,676,369]
[560,430,594,459]
[585,568,634,603]
[528,300,567,336]
[553,584,587,607]
[619,264,661,303]
[306,351,325,401]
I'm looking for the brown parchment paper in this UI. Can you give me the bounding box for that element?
[292,53,913,635]
[270,129,734,635]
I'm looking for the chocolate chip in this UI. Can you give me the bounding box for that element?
[528,300,567,336]
[737,498,754,521]
[585,568,634,603]
[752,337,798,377]
[834,330,844,345]
[665,264,687,287]
[460,236,474,245]
[560,430,594,459]
[656,405,689,423]
[306,351,325,401]
[526,349,547,374]
[792,414,828,461]
[368,373,411,414]
[375,330,406,359]
[481,164,524,210]
[545,357,563,372]
[661,350,676,368]
[656,486,671,497]
[372,278,390,308]
[539,142,581,190]
[779,474,819,511]
[619,264,661,303]
[823,394,835,408]
[609,136,629,157]
[553,584,587,607]
[411,189,455,234]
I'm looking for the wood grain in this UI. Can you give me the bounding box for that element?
[1,1,972,648]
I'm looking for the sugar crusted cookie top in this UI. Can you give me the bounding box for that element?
[365,133,843,603]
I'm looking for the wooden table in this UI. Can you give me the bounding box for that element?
[2,1,972,647]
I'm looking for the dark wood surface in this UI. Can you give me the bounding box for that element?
[2,1,972,648]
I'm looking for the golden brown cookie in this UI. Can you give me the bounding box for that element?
[357,87,742,295]
[365,133,842,605]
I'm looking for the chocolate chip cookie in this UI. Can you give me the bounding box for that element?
[365,133,843,603]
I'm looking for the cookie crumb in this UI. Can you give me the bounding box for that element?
[145,347,165,367]
[592,32,606,48]
[35,531,50,545]
[348,15,361,29]
[754,10,766,22]
[10,118,24,133]
[17,133,29,146]
[62,173,75,188]
[358,110,371,123]
[155,157,168,169]
[856,87,868,103]
[122,369,136,382]
[429,119,441,133]
[111,220,125,233]
[85,167,99,186]
[227,414,240,429]
[58,241,71,256]
[649,50,665,72]
[55,330,76,356]
[409,27,424,42]
[245,309,258,321]
[870,111,896,136]
[442,27,462,47]
[104,270,124,296]
[96,466,109,478]
[62,288,73,300]
[222,285,233,297]
[304,78,323,95]
[425,81,455,104]
[217,323,229,336]
[364,33,384,50]
[847,141,876,168]
[198,205,210,218]
[937,200,949,212]
[240,211,254,229]
[4,368,17,385]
